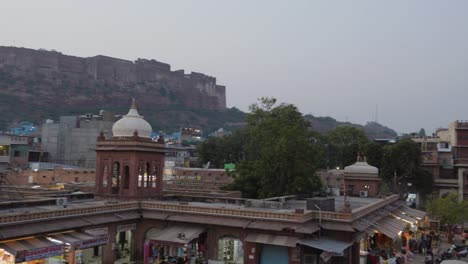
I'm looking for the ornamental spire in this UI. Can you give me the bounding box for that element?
[131,98,137,109]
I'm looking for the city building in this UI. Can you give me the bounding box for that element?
[411,120,468,201]
[344,157,381,198]
[41,111,117,168]
[0,134,30,171]
[0,101,426,264]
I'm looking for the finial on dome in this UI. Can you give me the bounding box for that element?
[131,98,137,109]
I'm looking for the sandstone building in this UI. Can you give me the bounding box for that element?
[0,101,426,264]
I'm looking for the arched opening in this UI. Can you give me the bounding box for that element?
[138,164,143,188]
[102,164,108,188]
[217,236,244,264]
[112,161,121,194]
[145,162,151,188]
[123,166,130,189]
[152,164,158,188]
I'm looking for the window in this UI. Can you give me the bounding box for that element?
[51,176,55,181]
[42,175,46,178]
[102,165,108,188]
[75,177,79,182]
[123,166,130,189]
[112,162,121,189]
[14,151,21,157]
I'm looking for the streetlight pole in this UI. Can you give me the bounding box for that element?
[314,204,322,238]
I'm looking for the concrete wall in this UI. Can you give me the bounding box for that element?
[6,167,96,185]
[41,117,113,168]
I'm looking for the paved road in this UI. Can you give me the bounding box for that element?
[406,239,468,263]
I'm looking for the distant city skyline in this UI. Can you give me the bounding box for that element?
[1,0,467,134]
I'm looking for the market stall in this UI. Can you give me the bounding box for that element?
[144,225,206,264]
[0,236,64,264]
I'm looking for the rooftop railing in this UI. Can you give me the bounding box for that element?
[0,194,401,226]
[0,201,139,225]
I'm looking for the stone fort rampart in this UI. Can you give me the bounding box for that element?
[0,46,226,110]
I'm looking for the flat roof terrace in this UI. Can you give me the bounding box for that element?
[0,189,399,227]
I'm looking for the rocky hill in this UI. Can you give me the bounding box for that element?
[304,115,398,139]
[0,46,398,137]
[0,46,226,130]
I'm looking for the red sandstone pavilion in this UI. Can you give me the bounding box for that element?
[0,101,426,264]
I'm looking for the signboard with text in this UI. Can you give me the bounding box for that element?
[15,244,64,263]
[71,235,109,250]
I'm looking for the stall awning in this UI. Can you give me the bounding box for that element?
[148,225,205,246]
[321,222,355,232]
[245,233,298,247]
[0,218,90,240]
[0,236,64,263]
[297,237,352,254]
[398,206,426,220]
[374,216,407,240]
[48,232,108,250]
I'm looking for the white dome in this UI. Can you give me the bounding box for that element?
[112,102,153,139]
[344,161,378,175]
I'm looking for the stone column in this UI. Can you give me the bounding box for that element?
[103,225,117,263]
[349,242,360,264]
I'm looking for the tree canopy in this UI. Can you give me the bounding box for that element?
[325,126,370,169]
[198,98,322,198]
[426,193,468,226]
[380,139,433,195]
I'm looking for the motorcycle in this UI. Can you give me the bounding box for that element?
[448,244,468,259]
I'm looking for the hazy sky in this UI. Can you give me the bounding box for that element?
[1,1,467,134]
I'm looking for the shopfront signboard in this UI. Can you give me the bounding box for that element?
[117,223,137,233]
[73,235,109,250]
[16,244,65,263]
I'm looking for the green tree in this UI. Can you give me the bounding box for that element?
[363,141,383,168]
[380,139,433,195]
[197,129,246,168]
[225,97,322,198]
[426,193,468,242]
[325,126,370,169]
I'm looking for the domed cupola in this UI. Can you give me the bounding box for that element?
[112,99,153,139]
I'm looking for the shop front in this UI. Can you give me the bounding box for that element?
[245,233,298,264]
[358,213,415,263]
[47,231,109,264]
[114,223,136,264]
[0,236,64,264]
[216,236,244,264]
[144,225,206,264]
[297,237,353,264]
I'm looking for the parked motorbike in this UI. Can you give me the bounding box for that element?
[448,244,468,259]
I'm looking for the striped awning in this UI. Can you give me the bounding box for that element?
[48,232,108,250]
[0,236,64,263]
[245,233,298,247]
